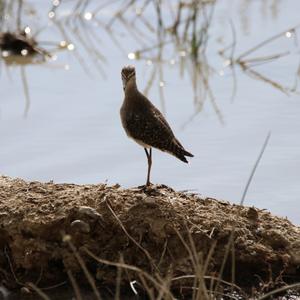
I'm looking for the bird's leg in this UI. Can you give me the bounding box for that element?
[144,147,152,186]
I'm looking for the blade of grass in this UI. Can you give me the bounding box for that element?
[214,131,272,294]
[258,282,300,300]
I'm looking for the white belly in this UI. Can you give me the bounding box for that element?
[127,133,151,149]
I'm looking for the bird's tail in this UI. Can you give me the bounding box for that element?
[168,138,194,163]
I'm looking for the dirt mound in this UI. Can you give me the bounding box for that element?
[0,175,299,297]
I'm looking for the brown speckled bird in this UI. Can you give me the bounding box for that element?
[120,65,193,186]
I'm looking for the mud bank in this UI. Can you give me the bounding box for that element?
[0,175,299,297]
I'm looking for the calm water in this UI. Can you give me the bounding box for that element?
[0,0,299,225]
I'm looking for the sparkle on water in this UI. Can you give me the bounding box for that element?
[1,50,9,58]
[128,52,136,60]
[53,0,60,7]
[21,49,28,56]
[285,31,292,38]
[135,7,142,16]
[48,11,55,19]
[179,50,186,57]
[84,12,93,21]
[59,40,67,48]
[24,26,31,35]
[67,43,75,51]
[223,59,231,67]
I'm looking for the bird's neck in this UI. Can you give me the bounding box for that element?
[124,77,138,95]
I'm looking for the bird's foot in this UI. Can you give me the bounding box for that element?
[138,182,153,191]
[155,184,174,192]
[139,182,159,193]
[137,183,167,196]
[139,183,174,191]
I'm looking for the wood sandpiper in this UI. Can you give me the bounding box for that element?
[120,65,193,186]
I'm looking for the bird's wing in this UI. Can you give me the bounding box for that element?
[151,104,173,133]
[124,107,175,151]
[147,101,186,150]
[122,92,193,161]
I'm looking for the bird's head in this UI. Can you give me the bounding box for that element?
[121,65,136,90]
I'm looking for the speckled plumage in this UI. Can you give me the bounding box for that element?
[120,65,193,185]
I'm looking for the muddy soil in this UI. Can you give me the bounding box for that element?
[0,175,299,297]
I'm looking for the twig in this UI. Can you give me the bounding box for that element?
[67,269,83,300]
[240,131,271,206]
[20,65,30,118]
[83,247,173,298]
[105,199,159,273]
[4,246,24,286]
[114,255,124,300]
[26,283,50,300]
[243,67,290,96]
[17,0,22,31]
[214,132,272,293]
[258,282,300,300]
[229,19,237,102]
[40,281,67,291]
[65,237,102,300]
[237,24,300,60]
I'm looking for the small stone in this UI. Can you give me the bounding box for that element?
[77,206,102,220]
[247,207,259,223]
[71,219,90,233]
[62,234,72,243]
[20,286,31,294]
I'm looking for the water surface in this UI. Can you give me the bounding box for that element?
[0,0,299,224]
